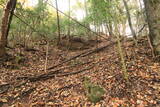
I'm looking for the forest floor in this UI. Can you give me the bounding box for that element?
[0,37,160,107]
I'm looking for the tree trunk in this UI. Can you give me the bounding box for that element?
[122,0,137,39]
[84,0,91,39]
[55,0,61,45]
[0,0,17,57]
[143,0,160,55]
[106,22,113,36]
[67,0,71,37]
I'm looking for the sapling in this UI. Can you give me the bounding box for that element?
[112,13,129,81]
[116,34,129,81]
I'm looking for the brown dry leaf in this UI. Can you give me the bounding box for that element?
[0,98,8,103]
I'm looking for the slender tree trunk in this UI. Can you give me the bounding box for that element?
[0,0,17,57]
[122,21,126,36]
[143,0,160,55]
[67,0,71,38]
[104,23,109,35]
[122,0,137,39]
[84,0,88,17]
[84,0,91,38]
[55,0,61,45]
[138,0,147,36]
[108,21,113,36]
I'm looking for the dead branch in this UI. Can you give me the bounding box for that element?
[31,65,93,82]
[47,40,117,70]
[17,60,92,81]
[46,50,92,70]
[17,65,93,82]
[81,41,117,57]
[57,65,94,77]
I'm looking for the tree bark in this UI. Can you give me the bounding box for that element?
[0,0,17,57]
[143,0,160,55]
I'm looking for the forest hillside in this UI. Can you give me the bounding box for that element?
[0,0,160,107]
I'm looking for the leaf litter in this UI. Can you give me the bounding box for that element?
[0,37,160,107]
